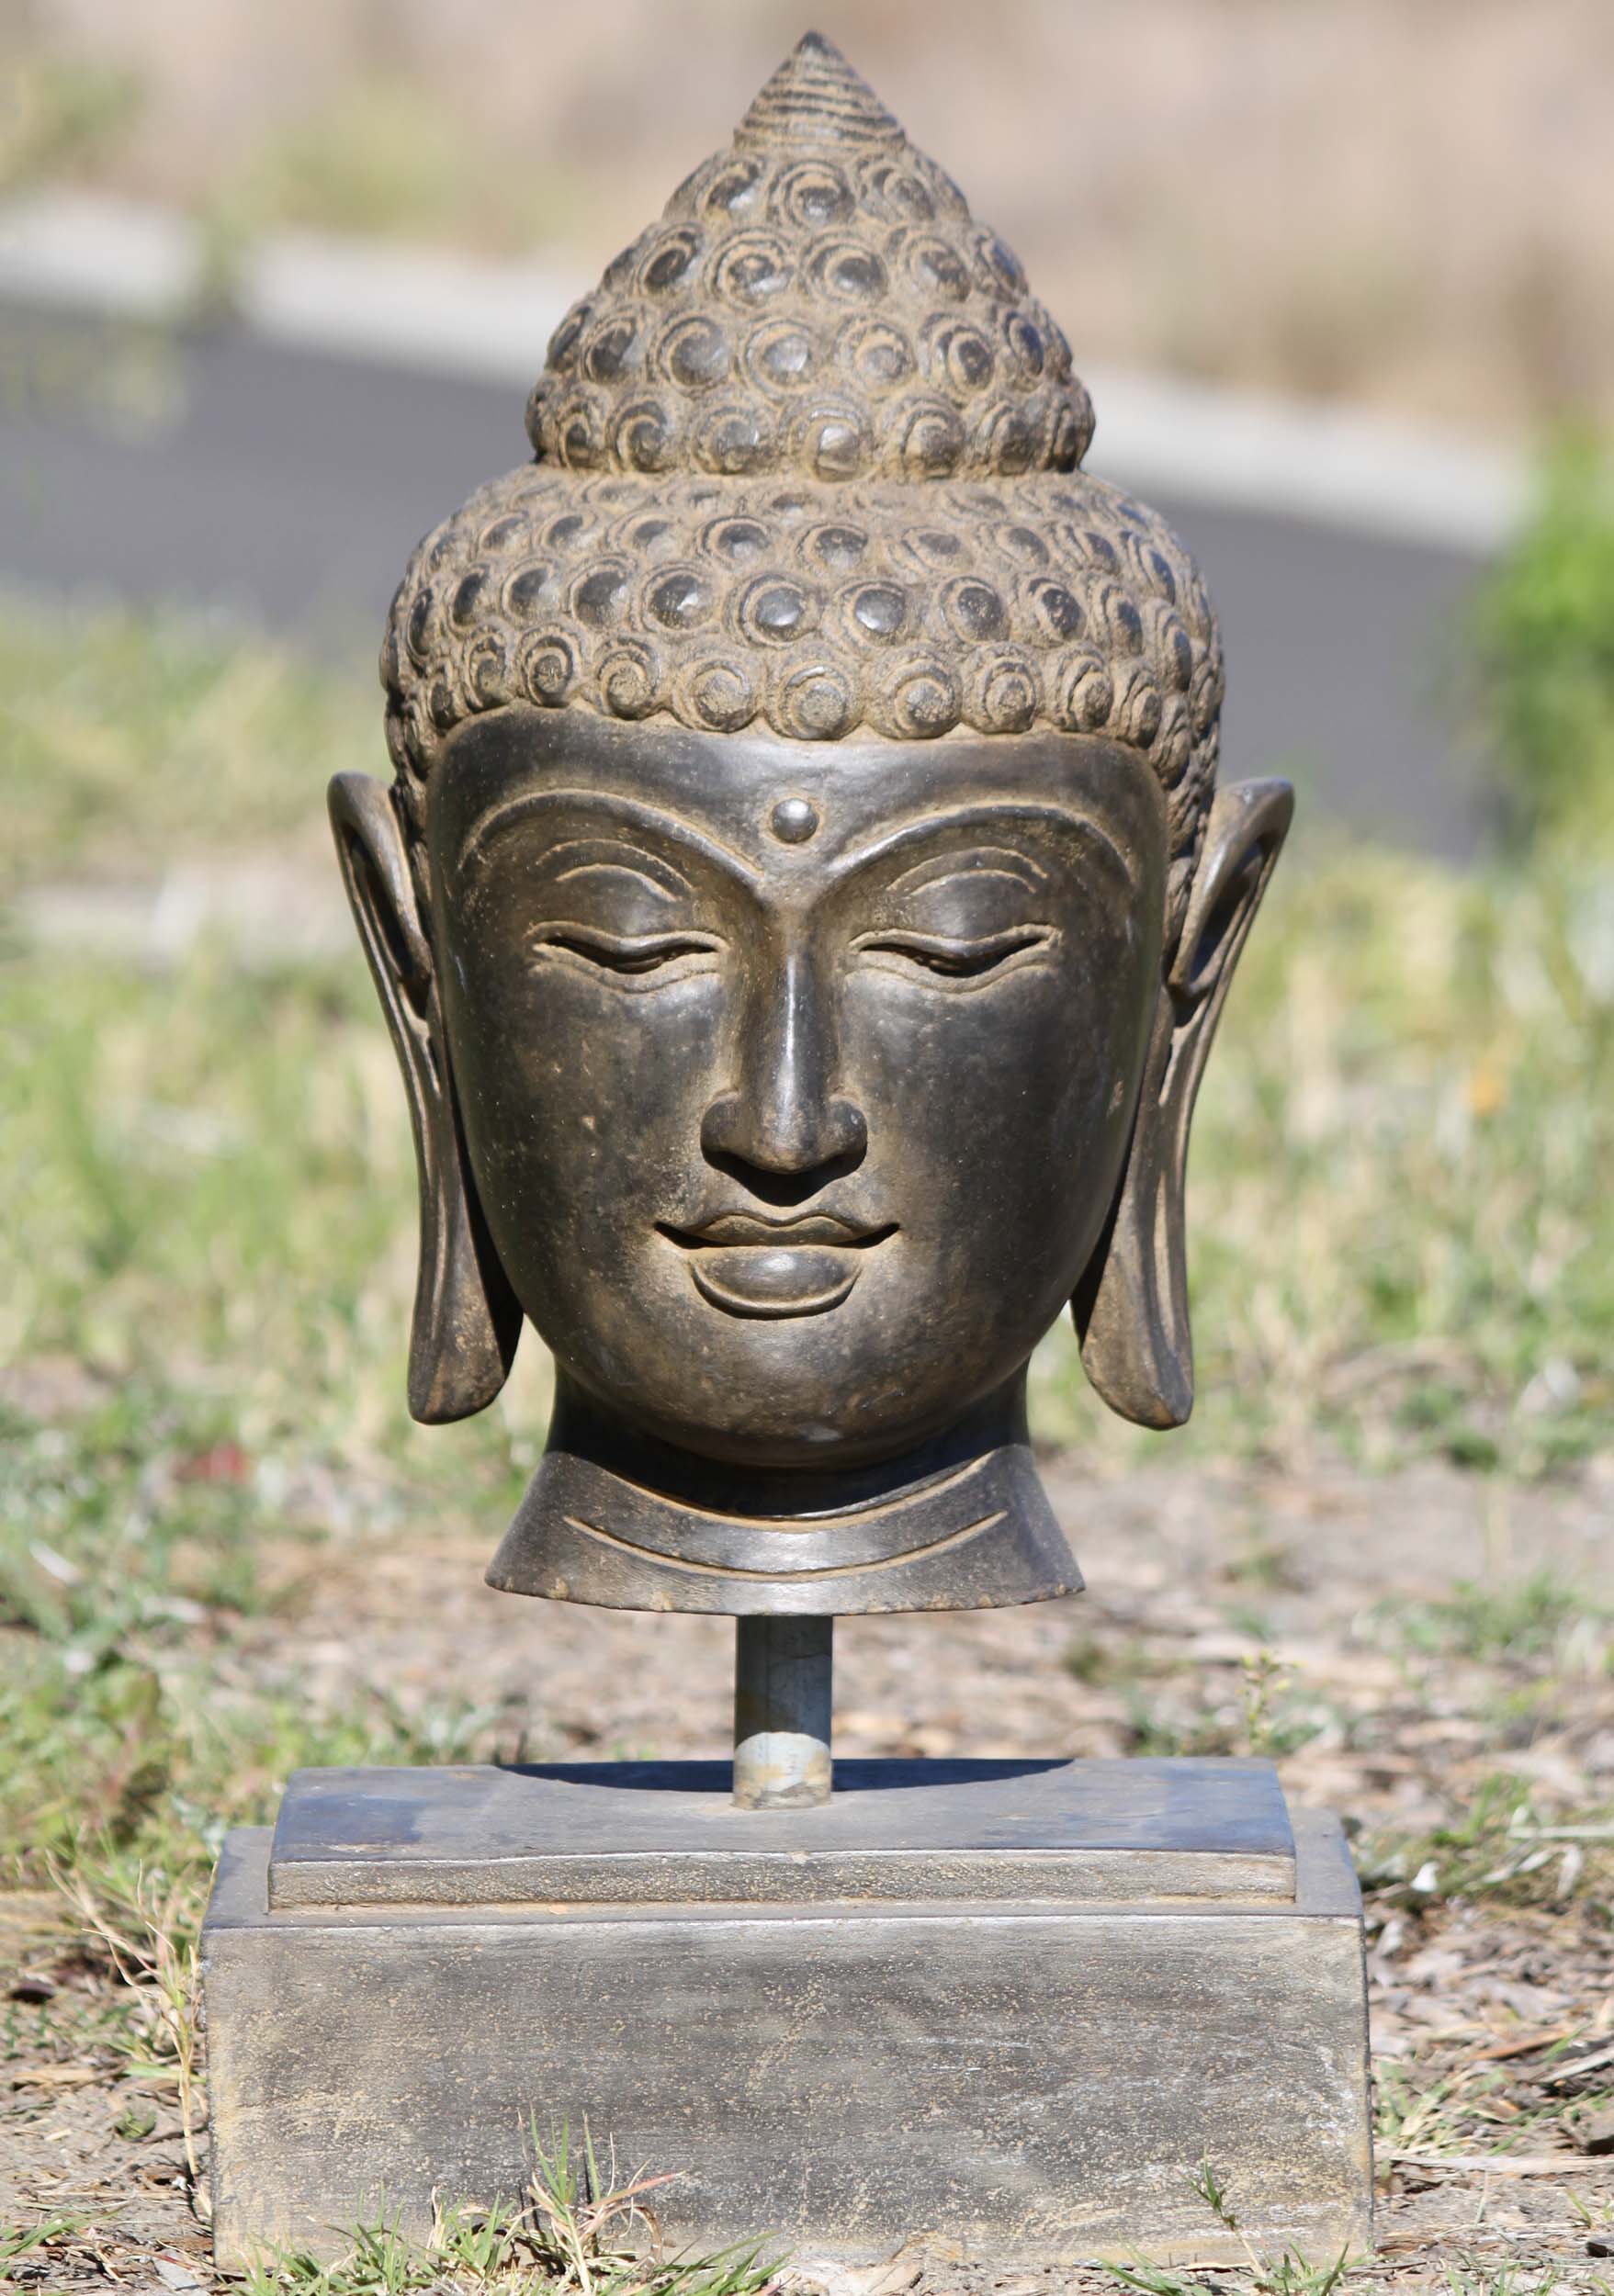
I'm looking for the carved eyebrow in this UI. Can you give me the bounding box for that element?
[884,850,1050,898]
[554,853,686,905]
[833,804,1134,894]
[458,787,762,890]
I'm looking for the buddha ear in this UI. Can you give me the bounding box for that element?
[328,772,522,1424]
[1073,778,1293,1429]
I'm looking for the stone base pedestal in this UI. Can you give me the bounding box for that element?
[201,1758,1372,2270]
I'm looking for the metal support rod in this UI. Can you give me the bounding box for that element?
[732,1615,833,1809]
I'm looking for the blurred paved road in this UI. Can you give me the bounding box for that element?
[1,301,1491,854]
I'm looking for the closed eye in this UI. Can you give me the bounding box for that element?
[852,926,1054,978]
[531,924,721,975]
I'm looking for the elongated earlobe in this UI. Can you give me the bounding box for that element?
[1073,778,1293,1428]
[328,772,522,1423]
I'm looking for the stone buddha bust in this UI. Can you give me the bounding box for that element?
[204,59,1366,2265]
[332,33,1290,1625]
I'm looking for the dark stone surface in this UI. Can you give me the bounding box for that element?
[329,36,1300,1622]
[169,49,1375,2257]
[265,1754,1298,1907]
[202,1798,1372,2268]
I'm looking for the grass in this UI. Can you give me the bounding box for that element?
[1177,838,1608,1469]
[1405,1576,1579,1663]
[51,1856,209,2195]
[0,2136,779,2296]
[1375,2047,1614,2168]
[1105,1651,1332,1764]
[0,50,141,199]
[1034,817,1614,1472]
[199,75,593,265]
[0,594,372,888]
[1104,2255,1354,2296]
[1100,2160,1357,2296]
[0,928,554,1885]
[1358,1773,1614,1918]
[1470,437,1614,852]
[227,2124,779,2296]
[2,953,426,1463]
[0,1390,516,1869]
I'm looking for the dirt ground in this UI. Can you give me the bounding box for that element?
[6,1452,1612,2290]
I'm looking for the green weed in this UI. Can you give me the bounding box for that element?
[1383,1570,1608,1666]
[1101,2156,1356,2294]
[1469,434,1614,852]
[0,2212,94,2262]
[0,1615,508,1872]
[1117,1653,1326,1763]
[1064,1632,1158,1689]
[1376,2053,1614,2168]
[1360,1774,1614,1911]
[237,2125,780,2295]
[1236,1653,1315,1760]
[1105,2260,1353,2296]
[1226,1534,1305,1593]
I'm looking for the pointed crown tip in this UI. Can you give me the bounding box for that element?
[738,30,904,149]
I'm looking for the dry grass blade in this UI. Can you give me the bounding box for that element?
[45,1851,209,2218]
[1541,2040,1614,2089]
[525,2122,723,2296]
[1388,2151,1608,2177]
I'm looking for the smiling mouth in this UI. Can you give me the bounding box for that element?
[657,1213,897,1319]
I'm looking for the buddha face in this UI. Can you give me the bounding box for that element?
[420,706,1167,1470]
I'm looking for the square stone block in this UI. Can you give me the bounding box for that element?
[202,1758,1372,2270]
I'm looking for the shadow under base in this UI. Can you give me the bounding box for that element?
[201,1757,1373,2269]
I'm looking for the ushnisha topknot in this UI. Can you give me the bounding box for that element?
[383,32,1225,933]
[526,29,1093,485]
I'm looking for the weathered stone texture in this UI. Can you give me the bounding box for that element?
[203,1775,1371,2269]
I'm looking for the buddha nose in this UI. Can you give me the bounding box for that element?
[702,947,867,1187]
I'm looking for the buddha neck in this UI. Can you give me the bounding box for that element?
[484,1372,1084,1617]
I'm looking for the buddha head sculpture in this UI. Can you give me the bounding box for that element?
[332,33,1291,1616]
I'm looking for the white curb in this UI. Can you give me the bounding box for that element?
[0,190,1528,553]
